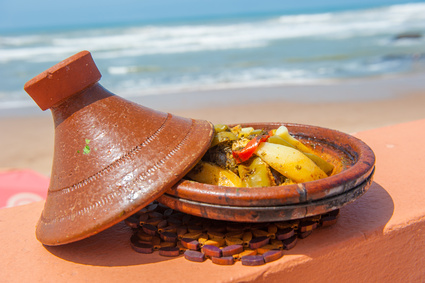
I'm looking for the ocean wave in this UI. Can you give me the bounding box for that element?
[1,2,424,63]
[275,3,425,39]
[0,98,34,110]
[105,66,354,96]
[107,65,161,75]
[1,2,424,107]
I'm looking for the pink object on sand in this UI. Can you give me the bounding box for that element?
[0,169,49,209]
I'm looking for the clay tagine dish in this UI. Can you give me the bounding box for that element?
[159,122,375,222]
[23,50,375,245]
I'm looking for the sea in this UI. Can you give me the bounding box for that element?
[1,1,425,111]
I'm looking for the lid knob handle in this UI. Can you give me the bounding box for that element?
[24,50,101,111]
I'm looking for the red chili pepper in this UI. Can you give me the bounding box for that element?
[232,133,270,163]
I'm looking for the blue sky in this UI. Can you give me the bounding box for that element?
[0,0,421,31]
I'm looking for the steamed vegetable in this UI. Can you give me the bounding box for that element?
[210,131,238,148]
[185,124,334,187]
[302,152,334,176]
[255,142,328,183]
[273,126,334,175]
[275,126,313,154]
[232,133,270,163]
[238,157,275,187]
[186,161,242,187]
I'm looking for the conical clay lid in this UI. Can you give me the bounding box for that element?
[24,51,214,245]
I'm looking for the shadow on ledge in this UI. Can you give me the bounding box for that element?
[284,181,394,256]
[44,220,178,266]
[44,181,393,267]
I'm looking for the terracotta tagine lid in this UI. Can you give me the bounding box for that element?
[24,51,214,246]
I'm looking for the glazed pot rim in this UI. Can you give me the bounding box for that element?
[164,122,376,207]
[159,167,374,222]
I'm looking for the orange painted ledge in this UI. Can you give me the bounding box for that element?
[1,119,425,282]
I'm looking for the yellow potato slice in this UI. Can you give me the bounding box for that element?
[255,142,327,183]
[187,161,242,187]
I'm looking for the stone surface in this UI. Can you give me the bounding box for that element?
[1,119,425,282]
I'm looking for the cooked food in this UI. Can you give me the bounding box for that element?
[255,142,328,183]
[185,124,334,187]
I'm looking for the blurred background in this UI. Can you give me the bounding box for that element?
[1,0,425,205]
[1,0,424,111]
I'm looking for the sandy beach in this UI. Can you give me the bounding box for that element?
[1,73,425,177]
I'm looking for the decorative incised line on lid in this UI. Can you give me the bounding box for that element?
[41,119,195,225]
[52,114,172,196]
